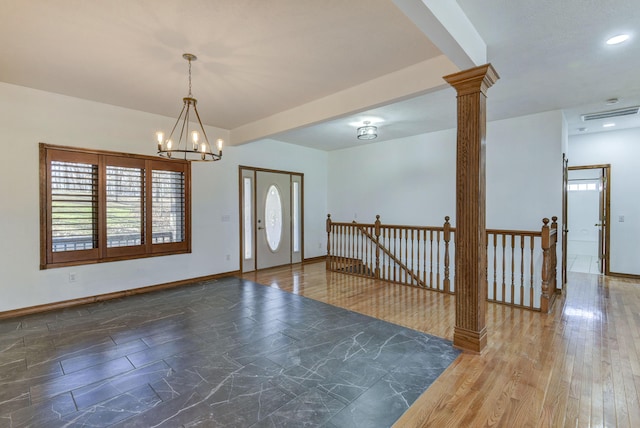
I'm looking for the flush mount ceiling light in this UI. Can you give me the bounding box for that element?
[603,122,616,128]
[156,53,223,162]
[357,121,378,140]
[606,34,630,45]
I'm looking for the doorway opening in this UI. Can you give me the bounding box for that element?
[239,166,303,272]
[566,164,610,274]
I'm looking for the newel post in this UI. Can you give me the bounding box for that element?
[443,216,452,294]
[540,217,551,312]
[326,214,332,270]
[445,64,499,353]
[374,215,381,279]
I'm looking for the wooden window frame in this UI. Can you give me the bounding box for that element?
[40,143,191,269]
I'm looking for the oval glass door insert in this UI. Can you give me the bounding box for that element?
[265,185,283,251]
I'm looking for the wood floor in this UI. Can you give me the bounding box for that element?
[243,262,640,427]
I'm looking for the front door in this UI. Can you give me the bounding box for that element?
[240,167,303,272]
[256,171,291,269]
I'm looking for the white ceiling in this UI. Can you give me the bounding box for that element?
[1,0,639,151]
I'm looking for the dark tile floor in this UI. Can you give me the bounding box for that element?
[0,277,459,427]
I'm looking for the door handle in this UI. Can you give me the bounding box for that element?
[258,227,265,230]
[594,223,602,226]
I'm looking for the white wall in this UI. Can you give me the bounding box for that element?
[0,82,327,312]
[328,110,565,231]
[327,128,457,226]
[569,128,640,275]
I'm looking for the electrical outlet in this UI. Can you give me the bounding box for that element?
[619,215,625,222]
[225,254,231,261]
[318,242,322,249]
[69,272,77,283]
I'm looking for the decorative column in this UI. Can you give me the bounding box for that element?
[444,64,499,353]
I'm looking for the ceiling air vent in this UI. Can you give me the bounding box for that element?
[581,106,640,121]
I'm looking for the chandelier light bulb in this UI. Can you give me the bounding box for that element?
[191,131,199,150]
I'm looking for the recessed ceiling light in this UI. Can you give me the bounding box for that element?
[606,34,630,45]
[605,98,619,105]
[577,127,588,132]
[603,122,616,128]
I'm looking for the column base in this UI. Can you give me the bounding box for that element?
[453,326,487,353]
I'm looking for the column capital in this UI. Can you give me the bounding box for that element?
[444,63,499,96]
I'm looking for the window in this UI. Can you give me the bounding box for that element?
[40,144,191,269]
[264,184,283,251]
[243,177,253,260]
[568,181,599,192]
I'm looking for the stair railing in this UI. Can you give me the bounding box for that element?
[326,215,559,312]
[326,214,453,293]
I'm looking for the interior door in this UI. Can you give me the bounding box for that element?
[256,171,291,269]
[597,170,608,274]
[567,165,611,275]
[562,154,568,284]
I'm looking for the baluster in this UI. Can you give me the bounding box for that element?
[501,234,506,303]
[356,224,360,274]
[492,232,497,302]
[436,228,441,291]
[404,229,409,285]
[385,227,390,281]
[444,217,451,293]
[359,225,363,275]
[416,228,421,286]
[423,229,427,287]
[375,215,381,279]
[365,225,370,276]
[351,224,355,270]
[541,218,551,312]
[429,230,434,289]
[520,235,525,307]
[411,229,415,286]
[551,216,559,294]
[392,227,397,282]
[511,234,515,305]
[341,224,345,269]
[326,214,332,271]
[530,235,534,309]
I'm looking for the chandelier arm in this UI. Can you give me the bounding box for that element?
[165,103,188,146]
[192,104,212,151]
[177,103,190,160]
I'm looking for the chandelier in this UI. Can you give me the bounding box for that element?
[156,53,223,162]
[357,121,377,140]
